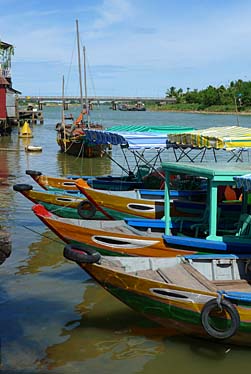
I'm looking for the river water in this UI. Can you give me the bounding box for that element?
[1,106,251,373]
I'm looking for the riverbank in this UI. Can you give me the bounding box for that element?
[148,108,251,116]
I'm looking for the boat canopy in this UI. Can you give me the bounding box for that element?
[84,129,169,149]
[107,125,195,134]
[234,174,251,192]
[168,126,251,149]
[166,126,251,162]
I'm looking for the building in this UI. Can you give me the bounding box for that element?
[0,40,21,135]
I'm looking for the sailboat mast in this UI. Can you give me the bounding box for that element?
[76,19,84,119]
[83,46,90,128]
[61,75,67,151]
[61,75,65,124]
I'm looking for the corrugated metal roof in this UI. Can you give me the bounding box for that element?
[0,41,13,49]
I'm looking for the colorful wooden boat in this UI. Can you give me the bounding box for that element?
[75,178,208,220]
[76,179,165,219]
[25,169,87,191]
[25,168,156,192]
[32,204,196,257]
[162,162,251,252]
[26,169,139,193]
[13,184,106,219]
[64,247,251,346]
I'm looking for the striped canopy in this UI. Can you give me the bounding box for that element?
[234,174,251,191]
[168,126,251,149]
[84,129,168,149]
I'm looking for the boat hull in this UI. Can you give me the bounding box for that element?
[76,180,165,219]
[32,204,196,257]
[14,186,106,219]
[57,138,106,158]
[80,260,251,346]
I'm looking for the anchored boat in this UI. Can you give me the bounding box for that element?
[64,246,251,346]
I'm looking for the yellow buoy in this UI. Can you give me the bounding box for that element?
[19,121,33,138]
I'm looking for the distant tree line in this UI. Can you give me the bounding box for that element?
[164,79,251,112]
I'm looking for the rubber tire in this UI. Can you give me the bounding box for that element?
[13,184,33,192]
[26,170,42,177]
[77,200,97,219]
[63,244,101,263]
[201,298,240,340]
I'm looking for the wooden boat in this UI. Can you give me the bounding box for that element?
[76,179,165,219]
[19,121,33,138]
[25,168,147,192]
[12,184,106,219]
[25,159,167,191]
[25,169,206,210]
[64,247,251,346]
[26,169,92,191]
[75,178,209,220]
[161,162,251,252]
[56,21,106,158]
[32,204,196,257]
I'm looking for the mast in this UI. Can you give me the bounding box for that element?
[76,19,84,121]
[83,46,90,128]
[61,75,67,152]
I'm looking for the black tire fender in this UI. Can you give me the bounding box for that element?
[77,199,96,219]
[201,298,240,340]
[26,170,42,177]
[63,244,101,263]
[13,184,33,192]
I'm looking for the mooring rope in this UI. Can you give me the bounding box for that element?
[21,224,65,245]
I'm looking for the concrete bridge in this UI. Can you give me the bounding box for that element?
[19,95,176,104]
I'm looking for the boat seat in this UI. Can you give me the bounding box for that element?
[157,263,217,291]
[172,207,209,233]
[236,213,251,238]
[220,213,251,237]
[191,207,222,237]
[173,206,219,237]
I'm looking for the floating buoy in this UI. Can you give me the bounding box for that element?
[19,121,33,138]
[25,145,42,152]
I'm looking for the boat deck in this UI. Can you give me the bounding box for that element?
[101,258,251,293]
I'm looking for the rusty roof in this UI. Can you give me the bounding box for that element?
[0,76,10,86]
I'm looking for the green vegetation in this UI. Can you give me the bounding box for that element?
[148,79,251,113]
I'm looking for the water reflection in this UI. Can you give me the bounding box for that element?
[56,151,112,177]
[16,229,65,275]
[38,284,169,372]
[37,281,243,373]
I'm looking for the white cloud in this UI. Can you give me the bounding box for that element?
[93,0,132,30]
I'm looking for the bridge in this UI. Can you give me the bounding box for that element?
[18,95,176,104]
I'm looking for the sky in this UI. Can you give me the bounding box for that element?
[1,0,251,97]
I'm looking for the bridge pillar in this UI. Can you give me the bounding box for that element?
[111,101,117,110]
[64,102,69,110]
[38,101,43,110]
